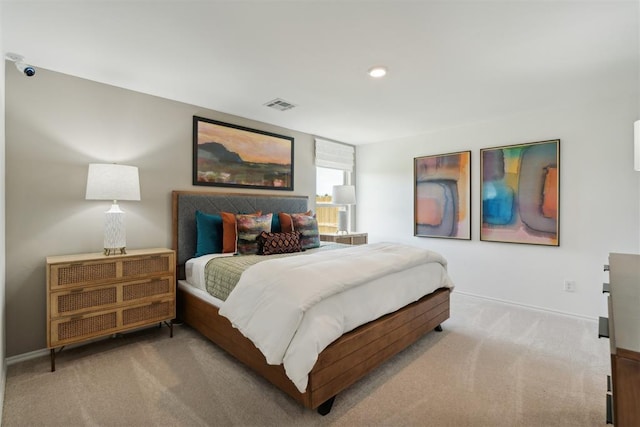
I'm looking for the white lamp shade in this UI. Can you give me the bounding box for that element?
[86,163,141,201]
[332,185,356,205]
[635,120,640,171]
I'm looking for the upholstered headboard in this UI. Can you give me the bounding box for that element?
[171,191,308,277]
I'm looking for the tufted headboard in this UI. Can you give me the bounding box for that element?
[171,191,308,278]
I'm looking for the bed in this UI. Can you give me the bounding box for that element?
[172,190,452,414]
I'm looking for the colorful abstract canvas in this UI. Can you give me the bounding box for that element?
[481,139,560,246]
[414,151,471,239]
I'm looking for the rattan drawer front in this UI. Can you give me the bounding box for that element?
[52,261,118,288]
[123,300,174,327]
[51,300,174,347]
[53,285,118,317]
[49,253,174,290]
[53,311,118,345]
[123,276,173,301]
[123,255,171,278]
[50,276,174,318]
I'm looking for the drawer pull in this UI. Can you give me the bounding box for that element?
[70,288,84,293]
[70,315,84,321]
[68,262,84,267]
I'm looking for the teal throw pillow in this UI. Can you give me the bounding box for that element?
[195,211,223,257]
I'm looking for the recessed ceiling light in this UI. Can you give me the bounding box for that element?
[368,66,387,78]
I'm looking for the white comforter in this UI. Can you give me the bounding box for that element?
[218,242,454,392]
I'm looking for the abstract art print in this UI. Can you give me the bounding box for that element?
[481,139,560,246]
[414,150,471,239]
[193,116,294,190]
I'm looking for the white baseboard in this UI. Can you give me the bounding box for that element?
[0,358,6,424]
[6,324,167,366]
[454,290,597,322]
[6,348,49,366]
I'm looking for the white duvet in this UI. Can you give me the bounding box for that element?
[218,242,454,392]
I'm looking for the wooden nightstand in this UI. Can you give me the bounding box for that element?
[46,248,176,371]
[320,232,368,245]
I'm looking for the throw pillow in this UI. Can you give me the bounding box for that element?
[236,213,273,255]
[290,213,320,250]
[194,211,223,257]
[271,213,281,233]
[279,210,313,233]
[221,211,262,253]
[257,231,302,255]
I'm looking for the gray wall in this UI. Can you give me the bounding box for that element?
[1,2,8,411]
[5,65,316,357]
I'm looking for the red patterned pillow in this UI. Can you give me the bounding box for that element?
[257,231,302,255]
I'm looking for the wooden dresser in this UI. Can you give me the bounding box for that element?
[600,253,640,425]
[46,248,176,371]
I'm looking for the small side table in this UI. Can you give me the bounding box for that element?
[320,232,368,245]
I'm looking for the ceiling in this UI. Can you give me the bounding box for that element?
[2,1,638,145]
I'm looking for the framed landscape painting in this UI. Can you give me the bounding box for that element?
[480,139,560,246]
[414,150,471,240]
[193,116,294,190]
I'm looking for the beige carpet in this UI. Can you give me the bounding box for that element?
[2,293,610,426]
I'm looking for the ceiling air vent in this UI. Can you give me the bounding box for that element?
[264,98,297,111]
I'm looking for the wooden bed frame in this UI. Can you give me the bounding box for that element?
[172,190,451,414]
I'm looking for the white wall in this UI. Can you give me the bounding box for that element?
[357,95,640,319]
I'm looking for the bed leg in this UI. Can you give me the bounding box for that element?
[317,396,336,416]
[434,324,443,332]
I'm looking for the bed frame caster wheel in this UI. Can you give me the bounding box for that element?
[434,324,443,332]
[317,396,336,415]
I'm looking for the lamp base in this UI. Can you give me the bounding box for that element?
[337,210,348,234]
[104,247,127,256]
[104,203,127,255]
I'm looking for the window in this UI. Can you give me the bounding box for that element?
[316,168,350,233]
[314,139,355,234]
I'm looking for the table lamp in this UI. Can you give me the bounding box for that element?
[332,185,356,234]
[85,163,140,255]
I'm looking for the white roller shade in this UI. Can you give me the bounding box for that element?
[315,138,355,172]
